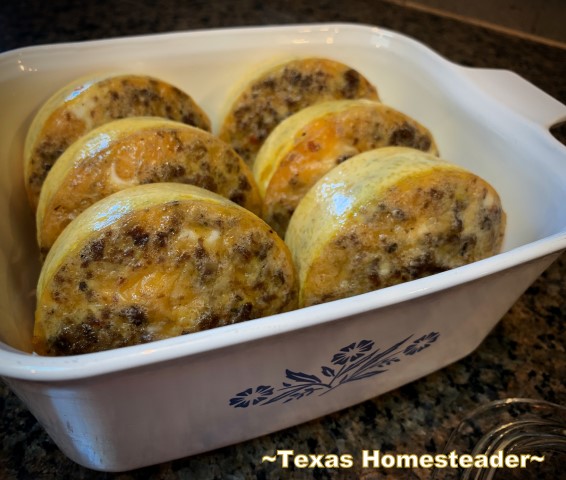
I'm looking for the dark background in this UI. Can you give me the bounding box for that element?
[0,1,565,479]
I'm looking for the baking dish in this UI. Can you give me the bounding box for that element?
[0,23,565,471]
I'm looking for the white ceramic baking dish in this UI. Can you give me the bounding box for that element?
[0,23,565,472]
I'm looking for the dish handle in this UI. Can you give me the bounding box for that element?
[457,66,566,130]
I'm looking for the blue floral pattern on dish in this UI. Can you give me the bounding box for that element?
[229,331,440,408]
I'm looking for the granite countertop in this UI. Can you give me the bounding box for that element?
[0,1,565,479]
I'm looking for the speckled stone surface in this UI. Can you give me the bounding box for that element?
[0,1,565,479]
